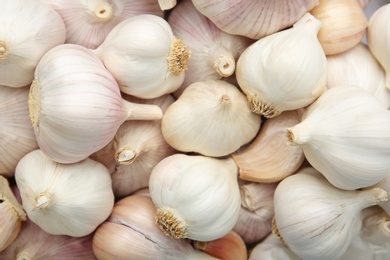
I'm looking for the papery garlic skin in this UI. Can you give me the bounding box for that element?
[15,150,114,237]
[273,167,388,260]
[236,13,327,118]
[162,80,261,157]
[368,172,390,215]
[287,86,390,190]
[0,0,66,88]
[149,154,241,242]
[95,14,190,99]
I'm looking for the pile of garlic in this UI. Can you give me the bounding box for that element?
[1,0,390,259]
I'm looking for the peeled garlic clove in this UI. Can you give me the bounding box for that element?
[232,109,305,182]
[149,154,241,241]
[0,0,66,88]
[162,80,261,157]
[15,149,114,237]
[40,0,163,49]
[29,43,163,164]
[168,0,253,97]
[287,86,390,190]
[236,13,327,118]
[273,167,388,260]
[94,14,191,99]
[310,0,368,55]
[192,0,319,40]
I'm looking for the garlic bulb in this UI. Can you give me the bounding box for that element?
[15,149,115,237]
[0,176,26,252]
[191,0,320,40]
[236,13,327,118]
[231,109,305,182]
[162,80,261,157]
[273,167,388,260]
[367,3,390,89]
[310,0,368,55]
[40,0,163,49]
[287,86,390,190]
[168,0,253,97]
[94,14,191,99]
[0,0,66,88]
[149,154,241,241]
[29,43,163,164]
[93,194,217,259]
[0,86,38,177]
[326,43,390,109]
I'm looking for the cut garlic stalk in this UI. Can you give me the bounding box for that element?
[366,172,390,215]
[157,0,177,10]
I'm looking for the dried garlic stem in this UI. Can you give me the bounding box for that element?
[94,3,113,20]
[34,192,53,210]
[248,93,280,118]
[155,206,188,239]
[16,253,33,260]
[0,40,7,58]
[214,55,235,77]
[167,37,191,75]
[115,146,137,164]
[28,79,41,127]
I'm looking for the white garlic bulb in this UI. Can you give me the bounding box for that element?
[162,80,261,157]
[29,43,163,164]
[287,86,390,190]
[94,14,191,99]
[0,0,66,88]
[273,167,388,260]
[236,13,327,118]
[15,149,115,237]
[149,154,241,241]
[40,0,163,49]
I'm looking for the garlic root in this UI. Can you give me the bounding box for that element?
[155,206,188,239]
[168,37,191,75]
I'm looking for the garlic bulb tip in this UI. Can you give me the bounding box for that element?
[214,55,235,77]
[168,37,191,75]
[34,192,52,210]
[94,3,113,20]
[155,206,188,239]
[115,147,137,164]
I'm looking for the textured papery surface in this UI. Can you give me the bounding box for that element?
[249,233,300,260]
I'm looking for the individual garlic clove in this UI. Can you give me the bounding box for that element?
[162,80,261,157]
[168,0,253,97]
[0,0,66,88]
[310,0,368,55]
[94,14,191,99]
[287,86,390,190]
[0,86,39,177]
[157,0,177,10]
[15,149,114,237]
[236,13,327,118]
[273,167,388,260]
[149,154,241,242]
[239,182,277,212]
[232,109,305,182]
[191,0,320,40]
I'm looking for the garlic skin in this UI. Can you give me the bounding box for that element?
[158,0,177,10]
[236,13,327,118]
[273,167,388,260]
[168,0,253,97]
[0,0,66,88]
[162,80,261,157]
[95,14,191,99]
[29,43,163,164]
[0,86,38,177]
[367,172,390,215]
[40,0,163,49]
[287,86,390,190]
[15,149,115,237]
[191,0,319,40]
[232,109,305,183]
[149,154,241,242]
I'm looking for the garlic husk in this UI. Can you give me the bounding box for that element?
[191,0,319,40]
[326,43,390,109]
[149,154,241,241]
[310,0,368,55]
[287,86,390,190]
[162,80,261,157]
[158,0,177,10]
[93,194,217,260]
[236,13,327,118]
[0,86,38,177]
[367,172,390,215]
[367,3,390,89]
[168,0,253,97]
[232,109,305,182]
[15,149,115,237]
[0,0,66,88]
[273,167,388,260]
[94,14,191,99]
[29,43,162,164]
[40,0,163,49]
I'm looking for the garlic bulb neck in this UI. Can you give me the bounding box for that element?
[155,206,188,239]
[94,3,113,21]
[248,92,278,118]
[168,37,191,75]
[115,146,137,164]
[214,55,235,77]
[0,40,7,58]
[34,192,53,210]
[28,79,41,127]
[361,188,389,206]
[16,253,32,260]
